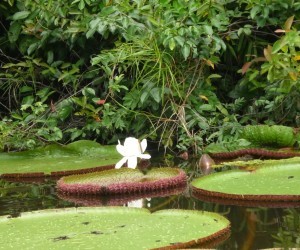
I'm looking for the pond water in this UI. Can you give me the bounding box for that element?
[0,157,300,249]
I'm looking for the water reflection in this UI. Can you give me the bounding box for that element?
[57,187,186,207]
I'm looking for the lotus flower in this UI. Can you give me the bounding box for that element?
[115,137,151,169]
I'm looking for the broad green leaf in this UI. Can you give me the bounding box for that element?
[8,21,22,43]
[57,167,187,195]
[150,87,161,103]
[168,38,176,50]
[0,207,230,250]
[174,36,185,47]
[101,6,117,16]
[19,86,33,93]
[140,92,148,104]
[82,87,95,97]
[0,140,119,177]
[21,95,34,105]
[182,44,190,60]
[192,157,300,200]
[250,6,261,19]
[272,39,288,53]
[57,106,73,121]
[12,11,30,20]
[78,0,85,10]
[203,25,213,36]
[27,43,39,55]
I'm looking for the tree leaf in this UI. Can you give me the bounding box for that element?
[263,45,272,61]
[140,92,148,104]
[168,38,176,50]
[250,6,261,19]
[150,87,161,103]
[182,44,190,60]
[12,11,30,20]
[8,21,22,43]
[241,62,252,75]
[284,16,294,31]
[203,25,213,36]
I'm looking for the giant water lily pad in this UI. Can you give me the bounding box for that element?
[57,167,187,195]
[0,207,230,249]
[0,140,119,178]
[191,161,300,201]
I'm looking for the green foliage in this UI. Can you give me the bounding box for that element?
[1,0,300,153]
[237,16,300,126]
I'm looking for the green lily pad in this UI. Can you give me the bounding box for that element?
[0,140,119,178]
[191,160,300,201]
[0,207,230,250]
[57,167,187,195]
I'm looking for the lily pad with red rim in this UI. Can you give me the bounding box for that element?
[57,167,187,195]
[191,159,300,202]
[0,207,230,250]
[0,140,119,178]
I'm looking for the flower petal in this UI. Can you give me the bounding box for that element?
[140,139,147,153]
[139,153,151,159]
[116,143,127,156]
[115,157,127,169]
[124,137,141,155]
[127,156,138,169]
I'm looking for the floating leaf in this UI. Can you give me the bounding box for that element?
[191,159,300,201]
[0,207,230,249]
[209,148,300,160]
[0,140,119,178]
[57,167,187,195]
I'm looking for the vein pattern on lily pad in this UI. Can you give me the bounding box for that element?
[0,140,119,178]
[0,207,230,250]
[191,160,300,201]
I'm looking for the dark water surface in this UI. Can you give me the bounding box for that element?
[0,160,300,249]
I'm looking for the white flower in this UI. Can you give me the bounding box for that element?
[115,137,151,169]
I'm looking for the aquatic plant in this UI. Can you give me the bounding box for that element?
[57,167,187,196]
[210,148,300,160]
[115,137,151,169]
[0,140,118,178]
[241,125,297,147]
[191,158,300,202]
[198,154,215,175]
[0,207,230,249]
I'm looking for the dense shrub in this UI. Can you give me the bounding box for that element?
[1,0,300,152]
